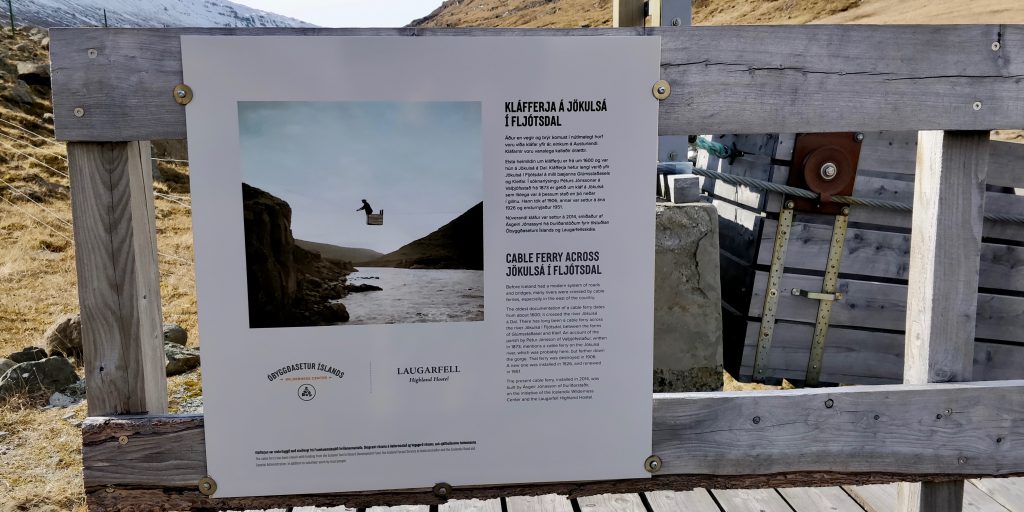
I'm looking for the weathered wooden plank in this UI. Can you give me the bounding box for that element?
[854,133,1024,190]
[761,172,1024,241]
[748,272,1024,343]
[757,220,1024,293]
[645,489,720,512]
[82,381,1024,505]
[778,487,863,512]
[899,131,990,512]
[712,489,792,512]
[970,478,1024,511]
[68,141,167,416]
[439,498,502,512]
[849,483,1013,512]
[847,484,898,512]
[576,494,646,511]
[50,25,1024,141]
[739,321,1024,385]
[505,494,574,512]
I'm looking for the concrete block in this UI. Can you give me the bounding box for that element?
[654,202,723,391]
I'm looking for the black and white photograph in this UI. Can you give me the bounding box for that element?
[238,101,483,328]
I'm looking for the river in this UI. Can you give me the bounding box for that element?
[336,267,484,325]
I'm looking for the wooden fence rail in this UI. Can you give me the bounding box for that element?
[48,23,1024,512]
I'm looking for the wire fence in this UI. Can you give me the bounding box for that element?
[0,118,193,268]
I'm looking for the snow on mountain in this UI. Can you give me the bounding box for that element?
[2,0,316,28]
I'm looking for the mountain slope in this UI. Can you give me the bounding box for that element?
[368,202,483,270]
[1,0,314,28]
[295,239,383,265]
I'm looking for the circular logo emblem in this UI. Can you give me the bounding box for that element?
[298,384,317,401]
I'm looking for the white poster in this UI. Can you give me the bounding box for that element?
[184,35,659,497]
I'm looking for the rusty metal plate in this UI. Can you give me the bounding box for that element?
[786,132,863,214]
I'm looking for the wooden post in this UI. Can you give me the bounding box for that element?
[68,141,168,416]
[896,131,990,512]
[613,0,646,27]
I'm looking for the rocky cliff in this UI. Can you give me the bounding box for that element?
[368,202,483,270]
[243,183,353,327]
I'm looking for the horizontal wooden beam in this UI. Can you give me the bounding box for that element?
[50,25,1024,141]
[82,381,1024,510]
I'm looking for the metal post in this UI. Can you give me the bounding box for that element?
[6,0,14,36]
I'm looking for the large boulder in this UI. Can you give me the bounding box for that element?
[0,357,80,399]
[163,324,188,346]
[165,343,200,376]
[653,203,724,392]
[8,347,47,364]
[44,314,82,359]
[15,61,50,86]
[5,80,34,104]
[0,359,16,379]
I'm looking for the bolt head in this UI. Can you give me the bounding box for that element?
[752,416,761,424]
[854,132,865,142]
[87,48,98,58]
[657,86,667,94]
[671,17,681,26]
[992,41,1001,51]
[118,435,128,445]
[667,151,678,161]
[176,89,187,98]
[820,162,839,180]
[958,456,968,464]
[73,107,84,118]
[973,101,983,111]
[825,399,834,408]
[785,200,795,209]
[841,207,850,216]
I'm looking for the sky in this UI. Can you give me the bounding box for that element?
[239,101,482,254]
[238,0,441,27]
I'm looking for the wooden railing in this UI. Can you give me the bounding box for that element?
[49,24,1024,512]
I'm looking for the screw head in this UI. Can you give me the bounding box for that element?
[87,48,98,58]
[854,132,865,142]
[176,89,187,98]
[645,455,664,473]
[958,456,968,465]
[657,86,667,94]
[874,415,880,420]
[671,17,681,26]
[118,435,128,445]
[945,408,953,415]
[785,200,795,209]
[973,101,983,111]
[73,107,84,118]
[432,482,453,500]
[667,151,678,161]
[841,206,850,216]
[769,288,778,297]
[992,41,1001,51]
[752,416,761,424]
[825,399,834,408]
[820,162,839,180]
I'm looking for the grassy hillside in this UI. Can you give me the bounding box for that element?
[294,239,383,265]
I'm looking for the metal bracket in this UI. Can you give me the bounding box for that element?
[752,203,795,382]
[791,289,844,301]
[804,211,849,387]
